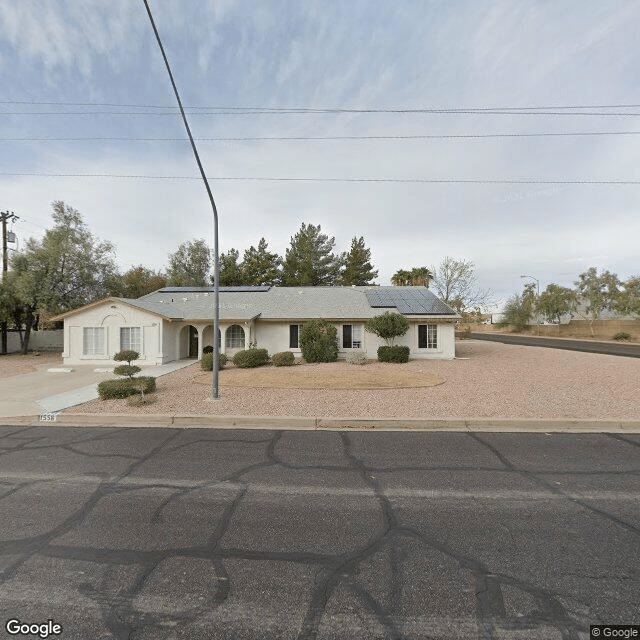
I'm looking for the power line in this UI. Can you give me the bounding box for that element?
[2,99,640,111]
[2,131,640,142]
[2,172,640,184]
[3,110,640,116]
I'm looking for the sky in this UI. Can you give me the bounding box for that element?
[1,0,639,310]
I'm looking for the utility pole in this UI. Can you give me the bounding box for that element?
[1,211,19,355]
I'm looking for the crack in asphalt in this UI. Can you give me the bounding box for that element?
[0,427,633,638]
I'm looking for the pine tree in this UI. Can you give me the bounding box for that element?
[216,248,246,286]
[281,223,340,286]
[242,238,282,285]
[338,236,378,285]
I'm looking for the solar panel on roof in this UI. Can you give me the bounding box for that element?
[366,288,457,315]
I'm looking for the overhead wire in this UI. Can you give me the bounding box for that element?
[2,172,640,184]
[1,131,640,141]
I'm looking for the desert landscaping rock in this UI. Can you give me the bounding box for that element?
[62,340,640,420]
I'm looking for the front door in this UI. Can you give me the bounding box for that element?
[188,326,198,358]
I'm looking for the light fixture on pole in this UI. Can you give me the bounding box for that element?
[142,0,221,399]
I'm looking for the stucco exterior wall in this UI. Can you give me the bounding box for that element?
[62,302,164,366]
[60,304,456,366]
[253,320,455,360]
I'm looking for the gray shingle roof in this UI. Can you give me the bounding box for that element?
[134,286,458,321]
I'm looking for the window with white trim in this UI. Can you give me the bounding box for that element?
[342,324,363,349]
[418,324,438,349]
[226,324,245,348]
[120,327,142,352]
[83,327,105,355]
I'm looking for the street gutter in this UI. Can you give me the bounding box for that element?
[2,413,639,433]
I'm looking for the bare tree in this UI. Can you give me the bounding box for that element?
[431,257,493,312]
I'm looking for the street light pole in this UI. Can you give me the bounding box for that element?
[520,274,540,336]
[142,0,220,399]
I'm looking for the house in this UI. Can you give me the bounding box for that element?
[51,286,459,366]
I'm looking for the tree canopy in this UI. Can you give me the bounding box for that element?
[391,266,433,287]
[166,238,211,286]
[431,256,492,312]
[537,283,577,324]
[281,223,341,286]
[8,201,119,352]
[241,238,282,286]
[338,236,378,286]
[112,266,167,298]
[574,267,621,335]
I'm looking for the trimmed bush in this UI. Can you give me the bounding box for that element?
[200,353,228,371]
[98,376,156,400]
[377,345,410,363]
[345,349,368,365]
[202,345,214,354]
[613,332,631,342]
[232,348,270,368]
[113,350,140,363]
[112,350,141,379]
[299,319,339,363]
[114,364,142,378]
[272,351,295,367]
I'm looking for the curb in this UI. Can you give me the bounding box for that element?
[2,414,640,433]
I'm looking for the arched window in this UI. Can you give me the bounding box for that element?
[225,324,245,348]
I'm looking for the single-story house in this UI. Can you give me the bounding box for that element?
[51,286,459,366]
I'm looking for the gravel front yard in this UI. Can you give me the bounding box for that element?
[64,340,640,420]
[0,351,63,378]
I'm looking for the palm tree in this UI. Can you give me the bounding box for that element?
[391,269,412,286]
[409,266,434,287]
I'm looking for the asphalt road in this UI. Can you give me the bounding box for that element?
[0,426,639,639]
[469,332,640,357]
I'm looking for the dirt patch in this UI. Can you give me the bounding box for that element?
[196,368,444,389]
[0,352,63,379]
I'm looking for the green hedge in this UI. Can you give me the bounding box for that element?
[98,376,156,400]
[200,353,228,371]
[271,351,295,366]
[377,345,410,363]
[232,348,270,368]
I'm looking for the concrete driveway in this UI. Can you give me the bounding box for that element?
[0,360,194,418]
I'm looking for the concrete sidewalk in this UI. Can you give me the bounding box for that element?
[0,359,195,417]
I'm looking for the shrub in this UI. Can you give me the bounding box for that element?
[202,345,214,354]
[345,349,368,365]
[299,319,339,363]
[112,350,141,379]
[272,351,295,366]
[200,353,227,371]
[232,348,270,368]
[365,312,410,345]
[98,376,156,400]
[377,345,410,363]
[113,350,140,363]
[613,332,631,342]
[114,364,141,378]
